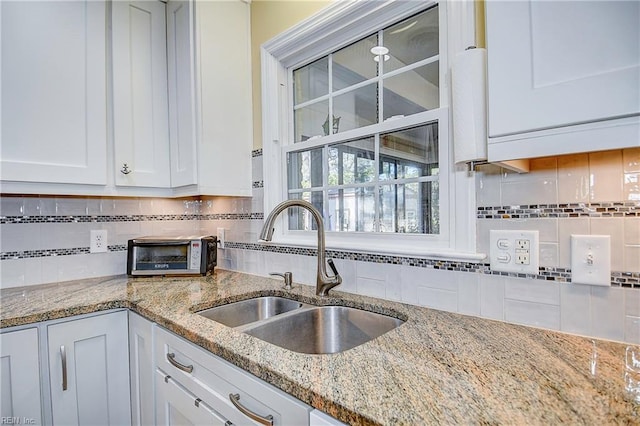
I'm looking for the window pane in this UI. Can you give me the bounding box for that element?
[328,187,376,232]
[333,84,377,133]
[382,7,438,74]
[379,123,439,180]
[287,191,324,231]
[383,61,439,120]
[379,182,438,234]
[287,148,323,190]
[294,100,329,142]
[293,57,328,104]
[333,35,378,91]
[328,138,375,185]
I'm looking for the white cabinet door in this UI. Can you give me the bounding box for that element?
[486,0,640,160]
[0,0,107,185]
[48,311,131,426]
[166,0,252,195]
[155,370,228,426]
[166,0,198,188]
[309,410,347,426]
[113,0,171,188]
[129,312,156,426]
[0,328,43,424]
[194,0,252,196]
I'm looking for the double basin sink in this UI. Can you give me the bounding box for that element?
[197,296,404,354]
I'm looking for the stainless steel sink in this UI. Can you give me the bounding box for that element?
[244,306,404,354]
[197,296,303,327]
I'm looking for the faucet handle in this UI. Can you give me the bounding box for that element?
[327,258,340,278]
[269,272,293,290]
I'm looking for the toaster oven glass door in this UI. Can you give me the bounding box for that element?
[134,244,189,271]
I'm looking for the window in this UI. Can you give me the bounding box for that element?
[261,1,479,257]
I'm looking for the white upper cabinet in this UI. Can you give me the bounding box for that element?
[166,0,198,188]
[112,0,171,188]
[168,0,253,196]
[1,0,108,185]
[486,0,640,161]
[0,0,252,196]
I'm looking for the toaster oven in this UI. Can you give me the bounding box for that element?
[126,236,217,276]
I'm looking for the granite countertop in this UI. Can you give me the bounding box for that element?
[1,269,638,424]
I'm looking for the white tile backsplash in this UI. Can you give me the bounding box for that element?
[356,276,387,299]
[0,223,41,252]
[557,153,590,203]
[624,316,640,343]
[457,272,480,316]
[589,151,623,202]
[505,278,560,305]
[590,218,625,272]
[505,299,560,330]
[591,286,625,342]
[479,274,505,321]
[417,286,458,312]
[557,218,590,267]
[501,179,558,206]
[560,283,592,337]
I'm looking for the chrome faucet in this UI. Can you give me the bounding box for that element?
[259,199,342,296]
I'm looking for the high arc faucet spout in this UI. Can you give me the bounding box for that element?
[259,199,342,296]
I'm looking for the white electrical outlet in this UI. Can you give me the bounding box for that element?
[571,235,610,286]
[490,230,539,274]
[217,228,225,249]
[90,230,108,253]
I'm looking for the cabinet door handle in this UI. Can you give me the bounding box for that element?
[60,345,68,391]
[229,393,273,426]
[166,352,193,373]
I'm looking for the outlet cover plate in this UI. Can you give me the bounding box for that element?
[571,235,610,286]
[490,230,539,274]
[90,230,108,253]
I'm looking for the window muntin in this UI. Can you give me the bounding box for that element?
[286,122,439,234]
[291,6,440,142]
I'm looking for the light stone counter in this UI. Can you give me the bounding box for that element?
[1,269,638,425]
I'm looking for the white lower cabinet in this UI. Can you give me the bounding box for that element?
[156,369,229,425]
[309,410,347,426]
[0,328,43,424]
[129,312,156,426]
[48,311,131,426]
[155,326,311,426]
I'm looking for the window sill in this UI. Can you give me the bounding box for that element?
[264,234,487,263]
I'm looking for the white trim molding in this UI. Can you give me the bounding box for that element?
[260,0,482,259]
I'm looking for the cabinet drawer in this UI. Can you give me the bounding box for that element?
[156,368,229,425]
[155,327,310,426]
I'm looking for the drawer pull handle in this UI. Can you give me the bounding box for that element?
[229,393,273,426]
[60,345,68,391]
[167,352,193,373]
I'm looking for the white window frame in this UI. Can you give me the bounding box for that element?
[261,0,482,261]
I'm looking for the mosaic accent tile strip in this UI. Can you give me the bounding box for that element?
[477,202,640,219]
[225,241,639,289]
[252,149,263,157]
[252,181,264,189]
[0,213,263,225]
[0,245,127,260]
[201,213,264,220]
